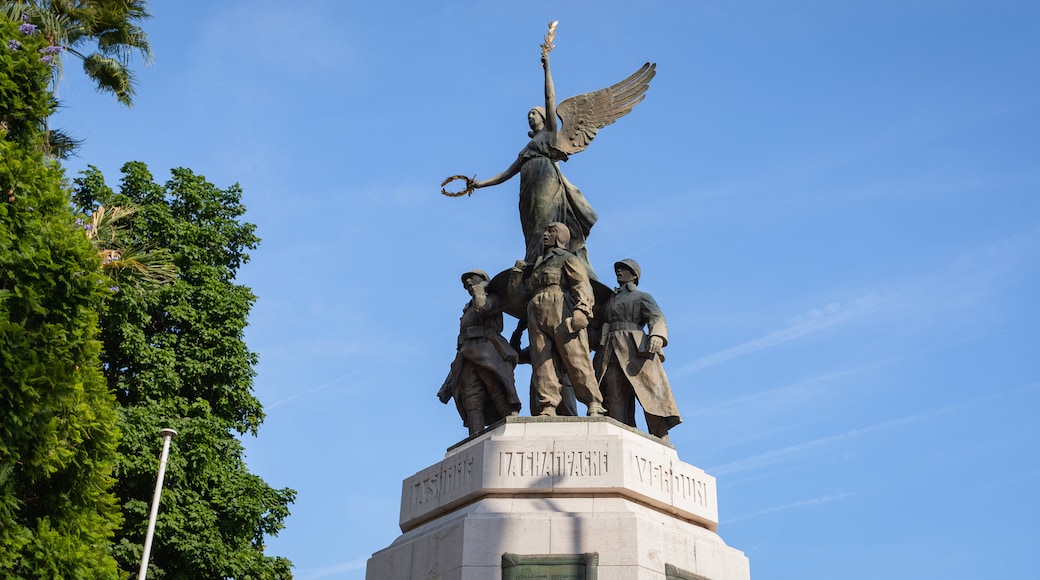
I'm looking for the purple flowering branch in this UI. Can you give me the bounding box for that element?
[38,43,63,63]
[7,16,65,63]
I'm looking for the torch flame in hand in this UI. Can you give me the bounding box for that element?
[541,20,558,56]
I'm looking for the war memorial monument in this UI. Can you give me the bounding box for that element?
[366,23,751,579]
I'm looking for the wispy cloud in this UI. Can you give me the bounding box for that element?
[725,492,853,524]
[708,411,938,477]
[674,293,886,376]
[709,383,1039,477]
[689,365,874,419]
[689,329,1001,420]
[949,224,1040,273]
[267,363,383,409]
[674,224,1040,379]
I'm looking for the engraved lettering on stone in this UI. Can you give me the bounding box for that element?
[498,450,609,478]
[633,454,709,507]
[672,471,709,506]
[410,455,475,506]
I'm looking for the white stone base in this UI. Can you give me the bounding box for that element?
[366,418,749,580]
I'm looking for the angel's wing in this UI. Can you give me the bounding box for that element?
[554,62,656,156]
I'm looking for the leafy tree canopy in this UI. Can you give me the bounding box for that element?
[74,162,295,579]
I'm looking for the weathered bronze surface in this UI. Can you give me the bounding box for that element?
[665,563,711,580]
[439,270,523,435]
[444,22,655,279]
[438,24,677,440]
[593,259,681,441]
[509,223,605,418]
[502,552,599,580]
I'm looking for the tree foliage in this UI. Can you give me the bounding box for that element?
[1,13,122,577]
[1,11,56,149]
[74,163,295,579]
[3,0,152,106]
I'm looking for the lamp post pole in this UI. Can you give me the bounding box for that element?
[137,428,177,580]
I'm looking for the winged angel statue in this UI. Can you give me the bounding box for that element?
[442,22,655,278]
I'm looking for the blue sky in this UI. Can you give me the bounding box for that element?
[53,1,1039,578]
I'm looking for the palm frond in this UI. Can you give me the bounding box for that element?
[85,203,178,287]
[96,23,151,63]
[103,245,178,287]
[43,126,82,159]
[81,52,135,106]
[86,203,137,242]
[8,0,153,107]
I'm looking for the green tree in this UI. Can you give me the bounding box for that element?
[3,0,152,106]
[74,162,295,579]
[0,13,122,577]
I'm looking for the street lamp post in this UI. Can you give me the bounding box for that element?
[137,428,177,580]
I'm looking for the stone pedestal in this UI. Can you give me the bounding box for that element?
[366,417,750,580]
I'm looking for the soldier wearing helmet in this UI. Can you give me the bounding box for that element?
[596,258,681,441]
[439,269,522,435]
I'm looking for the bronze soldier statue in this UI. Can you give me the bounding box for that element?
[510,223,605,417]
[596,259,681,441]
[439,270,522,435]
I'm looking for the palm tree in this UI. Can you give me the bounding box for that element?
[3,0,152,106]
[82,204,178,288]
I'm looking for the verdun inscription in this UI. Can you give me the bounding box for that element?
[406,443,714,514]
[399,419,721,534]
[633,454,711,507]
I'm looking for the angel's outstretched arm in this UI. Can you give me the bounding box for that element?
[542,52,558,133]
[473,155,524,189]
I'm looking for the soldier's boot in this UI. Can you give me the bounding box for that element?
[647,415,671,443]
[466,410,485,436]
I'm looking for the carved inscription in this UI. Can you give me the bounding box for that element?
[498,450,609,478]
[633,455,709,507]
[410,455,475,506]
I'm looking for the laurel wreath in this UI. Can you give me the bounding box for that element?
[440,175,476,197]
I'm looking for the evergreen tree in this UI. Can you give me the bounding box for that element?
[1,13,122,577]
[74,163,295,579]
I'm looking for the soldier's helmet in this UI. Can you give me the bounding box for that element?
[613,259,641,284]
[461,269,491,285]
